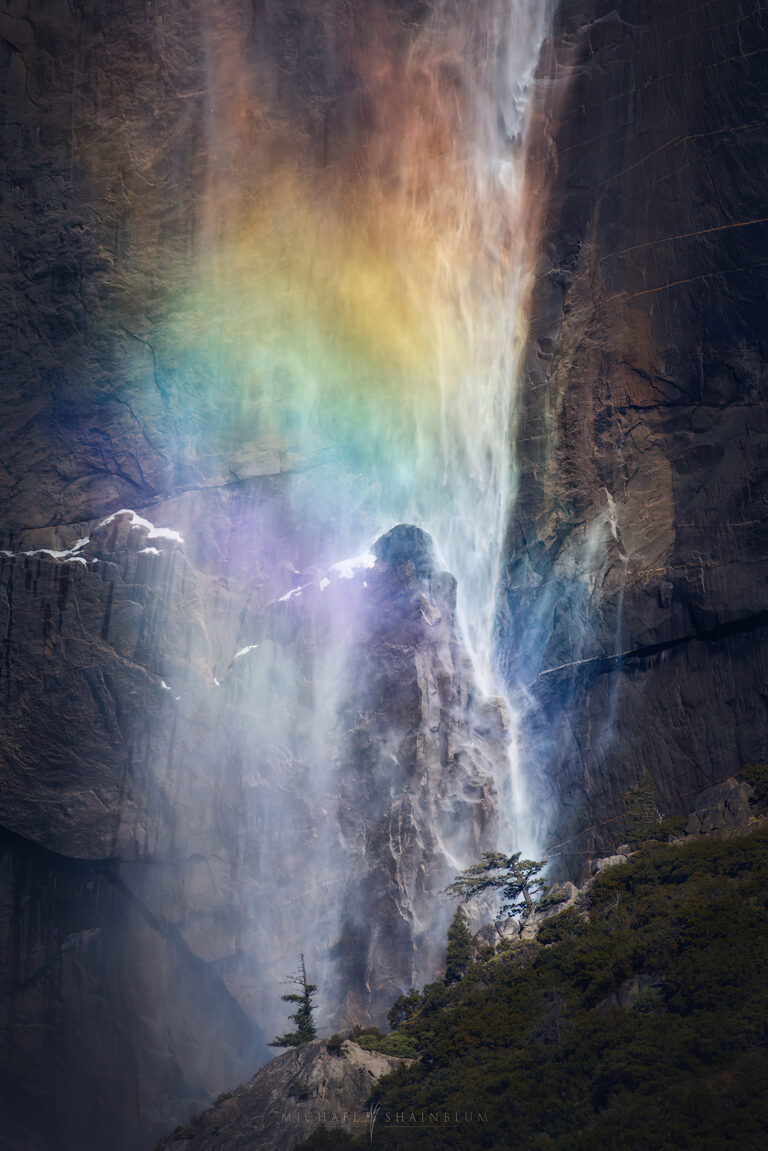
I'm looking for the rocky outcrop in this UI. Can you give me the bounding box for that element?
[684,778,755,837]
[0,515,500,1149]
[0,0,517,1140]
[502,0,768,874]
[156,1038,405,1151]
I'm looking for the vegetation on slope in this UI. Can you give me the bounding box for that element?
[298,829,768,1150]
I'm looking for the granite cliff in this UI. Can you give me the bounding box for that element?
[503,0,768,874]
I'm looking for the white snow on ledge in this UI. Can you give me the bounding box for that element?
[278,583,311,602]
[99,509,184,544]
[1,538,94,564]
[2,511,184,565]
[328,551,376,580]
[273,549,378,604]
[234,644,259,660]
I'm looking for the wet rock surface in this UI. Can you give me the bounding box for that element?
[503,0,768,875]
[0,824,263,1151]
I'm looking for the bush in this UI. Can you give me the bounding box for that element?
[325,1033,345,1056]
[655,813,687,839]
[349,1024,383,1041]
[387,988,421,1029]
[537,907,584,945]
[539,888,570,911]
[355,1031,419,1059]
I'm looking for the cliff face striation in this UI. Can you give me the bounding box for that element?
[502,0,768,874]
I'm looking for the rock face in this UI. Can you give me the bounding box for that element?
[501,0,768,875]
[0,515,500,1149]
[157,1038,406,1151]
[684,778,755,837]
[0,826,262,1151]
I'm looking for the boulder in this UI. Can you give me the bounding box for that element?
[685,778,755,836]
[592,855,628,875]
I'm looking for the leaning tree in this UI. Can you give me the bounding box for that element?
[446,851,547,921]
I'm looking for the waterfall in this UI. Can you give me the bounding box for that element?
[143,0,554,1029]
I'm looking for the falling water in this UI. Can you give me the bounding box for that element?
[120,0,557,1032]
[168,0,552,843]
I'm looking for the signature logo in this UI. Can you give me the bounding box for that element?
[366,1103,381,1143]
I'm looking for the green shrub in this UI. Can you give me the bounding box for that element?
[349,1024,383,1041]
[539,887,570,910]
[353,1031,419,1059]
[387,988,421,1029]
[655,813,687,838]
[325,1033,345,1056]
[536,907,584,945]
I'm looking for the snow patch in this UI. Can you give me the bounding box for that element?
[328,551,376,580]
[139,547,161,556]
[99,509,184,545]
[20,536,92,562]
[234,645,259,660]
[278,583,311,602]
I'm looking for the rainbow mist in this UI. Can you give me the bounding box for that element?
[95,0,557,1032]
[146,0,552,853]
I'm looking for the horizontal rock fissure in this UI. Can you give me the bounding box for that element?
[533,608,768,687]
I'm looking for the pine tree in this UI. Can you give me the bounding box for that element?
[444,906,475,985]
[446,851,547,920]
[387,988,422,1029]
[269,954,318,1049]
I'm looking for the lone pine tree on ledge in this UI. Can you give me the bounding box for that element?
[446,851,547,920]
[269,954,318,1048]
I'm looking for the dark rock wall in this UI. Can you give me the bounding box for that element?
[502,0,768,874]
[0,826,261,1151]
